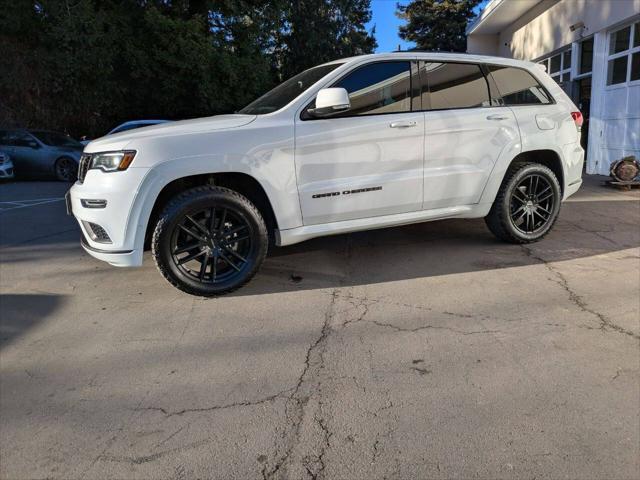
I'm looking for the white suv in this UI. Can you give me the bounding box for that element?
[68,52,584,296]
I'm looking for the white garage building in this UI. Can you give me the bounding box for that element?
[467,0,640,175]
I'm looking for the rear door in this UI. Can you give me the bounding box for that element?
[419,61,519,210]
[294,60,424,226]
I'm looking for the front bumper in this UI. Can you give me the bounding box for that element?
[69,167,152,267]
[80,233,141,267]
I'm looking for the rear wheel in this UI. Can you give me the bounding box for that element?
[54,157,77,182]
[485,162,561,243]
[152,185,268,296]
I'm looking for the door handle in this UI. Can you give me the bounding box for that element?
[390,121,417,128]
[486,114,509,121]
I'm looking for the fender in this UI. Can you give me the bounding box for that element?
[478,144,567,208]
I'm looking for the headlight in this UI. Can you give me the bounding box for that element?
[89,151,136,172]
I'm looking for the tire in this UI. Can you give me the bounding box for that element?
[55,157,78,182]
[152,185,268,296]
[485,162,561,244]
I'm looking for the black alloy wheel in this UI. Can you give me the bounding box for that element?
[509,173,556,234]
[485,162,561,244]
[152,186,268,296]
[55,157,78,182]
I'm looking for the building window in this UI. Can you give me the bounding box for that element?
[579,38,594,75]
[607,20,640,85]
[538,47,571,85]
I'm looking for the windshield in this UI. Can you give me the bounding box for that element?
[30,131,82,148]
[239,63,343,115]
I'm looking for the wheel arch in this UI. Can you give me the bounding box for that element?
[143,172,279,249]
[508,149,565,194]
[481,147,565,206]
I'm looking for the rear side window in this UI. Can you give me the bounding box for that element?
[422,62,491,110]
[333,61,413,116]
[487,65,552,105]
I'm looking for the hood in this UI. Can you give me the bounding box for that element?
[84,114,257,153]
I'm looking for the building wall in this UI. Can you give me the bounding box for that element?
[499,0,640,60]
[468,0,640,175]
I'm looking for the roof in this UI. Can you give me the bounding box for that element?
[466,0,545,35]
[321,52,538,69]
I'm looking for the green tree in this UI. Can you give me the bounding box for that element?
[397,0,481,52]
[279,0,377,79]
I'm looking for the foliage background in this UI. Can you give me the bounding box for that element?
[0,0,481,138]
[0,0,376,137]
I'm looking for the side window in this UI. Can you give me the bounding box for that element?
[487,65,552,105]
[422,62,491,110]
[12,132,35,147]
[333,61,414,116]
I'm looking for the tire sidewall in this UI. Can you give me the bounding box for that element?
[154,189,267,295]
[502,164,561,242]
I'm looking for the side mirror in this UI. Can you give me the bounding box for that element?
[309,88,350,117]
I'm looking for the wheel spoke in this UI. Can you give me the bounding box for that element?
[513,189,528,204]
[224,234,250,246]
[218,251,241,271]
[217,209,227,232]
[537,192,554,203]
[223,225,247,239]
[178,224,206,243]
[177,249,206,265]
[513,209,527,224]
[185,215,209,236]
[209,208,216,233]
[174,242,200,255]
[536,204,552,215]
[223,245,247,263]
[533,209,549,222]
[199,253,210,280]
[212,252,218,282]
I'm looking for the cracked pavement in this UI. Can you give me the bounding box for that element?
[1,176,639,479]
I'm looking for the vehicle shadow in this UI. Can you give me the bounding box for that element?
[0,294,68,349]
[232,196,640,297]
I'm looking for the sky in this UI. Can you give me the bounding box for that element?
[367,0,490,53]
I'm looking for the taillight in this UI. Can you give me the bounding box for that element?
[571,111,583,132]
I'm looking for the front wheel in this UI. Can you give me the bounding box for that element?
[55,157,78,182]
[152,186,268,296]
[485,162,562,243]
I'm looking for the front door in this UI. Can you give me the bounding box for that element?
[294,61,424,226]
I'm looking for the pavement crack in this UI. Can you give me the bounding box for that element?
[98,439,209,465]
[263,289,339,479]
[522,246,639,340]
[135,389,291,418]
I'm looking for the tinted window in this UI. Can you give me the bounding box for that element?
[423,62,490,110]
[0,131,35,147]
[607,56,628,85]
[240,63,343,115]
[579,38,594,74]
[31,131,82,148]
[487,66,552,105]
[333,61,413,116]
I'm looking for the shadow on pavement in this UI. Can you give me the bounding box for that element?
[0,294,68,349]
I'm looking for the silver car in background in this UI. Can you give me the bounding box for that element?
[0,129,83,181]
[0,151,14,180]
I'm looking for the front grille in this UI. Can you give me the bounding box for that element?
[78,154,91,183]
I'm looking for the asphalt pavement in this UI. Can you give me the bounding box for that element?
[0,176,638,479]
